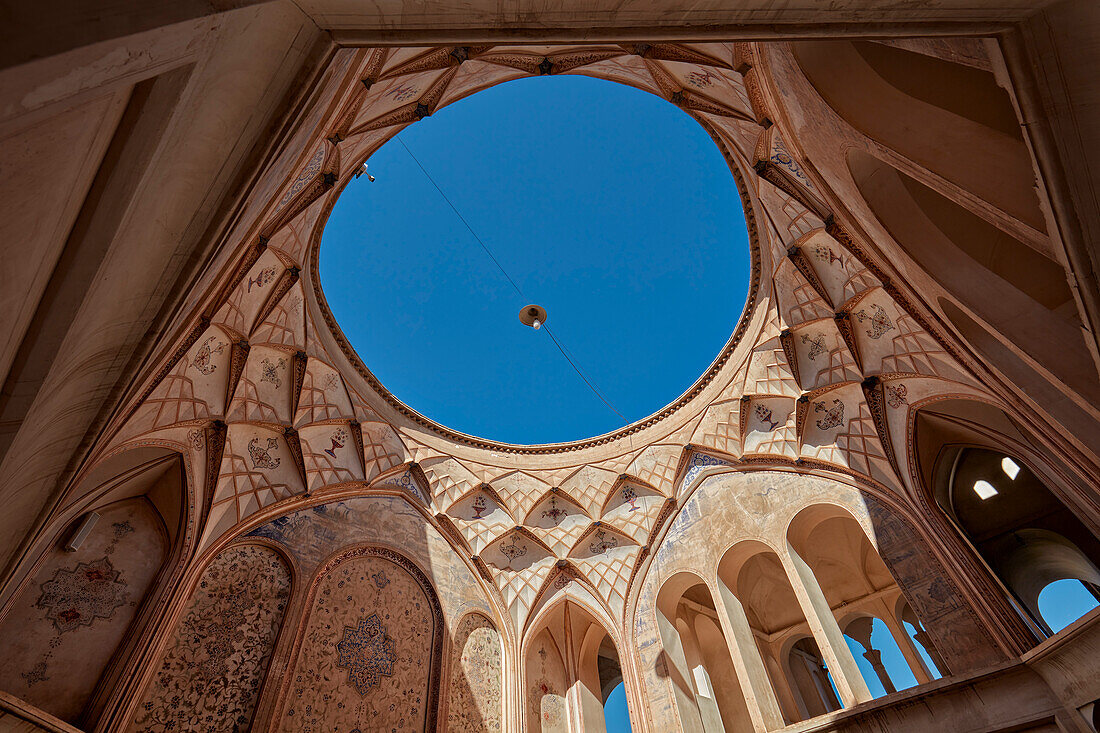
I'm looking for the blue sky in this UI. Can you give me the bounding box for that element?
[321,74,748,444]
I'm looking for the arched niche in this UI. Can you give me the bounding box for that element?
[654,572,714,733]
[524,599,630,733]
[786,505,934,694]
[791,39,1043,230]
[0,447,183,726]
[715,543,815,724]
[654,567,760,731]
[445,612,504,732]
[845,148,1095,404]
[129,542,291,731]
[526,623,570,733]
[915,397,1100,637]
[274,545,443,731]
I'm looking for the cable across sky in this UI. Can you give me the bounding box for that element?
[394,133,629,425]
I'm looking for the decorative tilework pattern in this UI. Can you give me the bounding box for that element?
[335,613,397,694]
[35,557,129,634]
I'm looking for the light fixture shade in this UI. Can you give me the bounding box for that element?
[519,304,547,328]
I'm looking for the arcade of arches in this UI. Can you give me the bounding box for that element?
[1,3,1099,732]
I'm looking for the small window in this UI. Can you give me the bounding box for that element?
[973,480,998,500]
[1001,457,1020,480]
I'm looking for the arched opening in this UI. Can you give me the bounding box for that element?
[792,40,1042,230]
[842,616,918,697]
[787,505,935,697]
[1037,579,1100,634]
[941,448,1100,635]
[917,401,1100,637]
[786,636,841,716]
[655,574,753,733]
[603,681,632,732]
[845,149,1095,404]
[320,73,750,445]
[0,447,184,726]
[714,544,819,725]
[525,600,630,732]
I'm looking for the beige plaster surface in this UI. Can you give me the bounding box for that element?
[0,3,1098,732]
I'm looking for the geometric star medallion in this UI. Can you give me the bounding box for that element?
[35,556,129,634]
[335,613,397,695]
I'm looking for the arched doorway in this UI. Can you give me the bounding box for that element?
[916,400,1100,637]
[525,600,631,732]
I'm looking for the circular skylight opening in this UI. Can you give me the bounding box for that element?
[320,75,750,445]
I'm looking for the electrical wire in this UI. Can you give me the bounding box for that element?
[543,324,629,423]
[394,133,629,425]
[396,136,527,302]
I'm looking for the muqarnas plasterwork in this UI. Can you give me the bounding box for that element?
[279,549,442,733]
[130,544,291,733]
[446,614,503,732]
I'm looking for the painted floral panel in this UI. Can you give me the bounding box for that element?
[446,614,502,731]
[130,544,290,732]
[0,498,167,723]
[279,553,437,732]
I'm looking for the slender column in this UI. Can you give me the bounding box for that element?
[779,546,873,707]
[911,627,947,676]
[863,649,896,694]
[715,578,786,731]
[875,600,932,685]
[656,610,707,733]
[901,605,948,676]
[843,616,895,694]
[678,614,726,733]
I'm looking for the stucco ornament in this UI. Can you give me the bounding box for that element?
[335,613,398,694]
[36,557,129,633]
